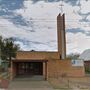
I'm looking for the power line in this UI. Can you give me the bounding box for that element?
[0,0,88,1]
[0,18,90,21]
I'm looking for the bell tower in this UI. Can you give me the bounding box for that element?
[57,13,66,59]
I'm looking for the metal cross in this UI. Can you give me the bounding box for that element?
[59,0,64,14]
[45,0,48,2]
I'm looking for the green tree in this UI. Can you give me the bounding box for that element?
[4,38,20,67]
[0,36,20,67]
[0,36,5,59]
[67,53,80,60]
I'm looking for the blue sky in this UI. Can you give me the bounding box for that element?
[0,0,90,54]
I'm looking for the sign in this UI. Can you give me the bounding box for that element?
[71,60,84,67]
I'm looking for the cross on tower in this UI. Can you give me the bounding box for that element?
[45,0,48,2]
[59,0,64,14]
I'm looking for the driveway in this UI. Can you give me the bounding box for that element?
[8,76,54,90]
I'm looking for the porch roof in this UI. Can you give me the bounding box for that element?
[12,59,48,62]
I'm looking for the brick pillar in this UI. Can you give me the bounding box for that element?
[43,62,45,79]
[45,62,47,80]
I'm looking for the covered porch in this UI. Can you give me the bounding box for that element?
[11,59,48,80]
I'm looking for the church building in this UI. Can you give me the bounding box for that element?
[10,13,85,80]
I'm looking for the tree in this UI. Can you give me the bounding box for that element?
[4,38,20,67]
[0,36,20,67]
[0,36,5,59]
[67,53,80,60]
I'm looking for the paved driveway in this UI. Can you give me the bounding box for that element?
[8,77,54,90]
[7,76,90,90]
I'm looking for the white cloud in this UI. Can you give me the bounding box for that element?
[80,0,90,14]
[66,32,90,54]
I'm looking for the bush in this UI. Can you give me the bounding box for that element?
[85,67,90,74]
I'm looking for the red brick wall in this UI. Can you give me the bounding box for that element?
[16,51,60,60]
[47,59,85,78]
[11,58,85,80]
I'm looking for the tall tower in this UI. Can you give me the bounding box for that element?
[57,13,66,59]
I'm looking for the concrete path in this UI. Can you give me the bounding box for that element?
[8,77,54,90]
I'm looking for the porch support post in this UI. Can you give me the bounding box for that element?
[45,61,47,80]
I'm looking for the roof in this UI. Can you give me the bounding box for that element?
[79,49,90,61]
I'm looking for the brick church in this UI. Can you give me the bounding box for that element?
[10,13,85,80]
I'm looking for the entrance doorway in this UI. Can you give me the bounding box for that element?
[17,62,43,76]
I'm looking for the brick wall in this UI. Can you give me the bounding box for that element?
[47,59,85,78]
[11,51,85,79]
[16,51,60,60]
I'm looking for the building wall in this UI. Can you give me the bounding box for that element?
[10,59,85,80]
[10,62,17,80]
[47,59,85,78]
[16,51,60,60]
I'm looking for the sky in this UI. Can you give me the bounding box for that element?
[0,0,90,54]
